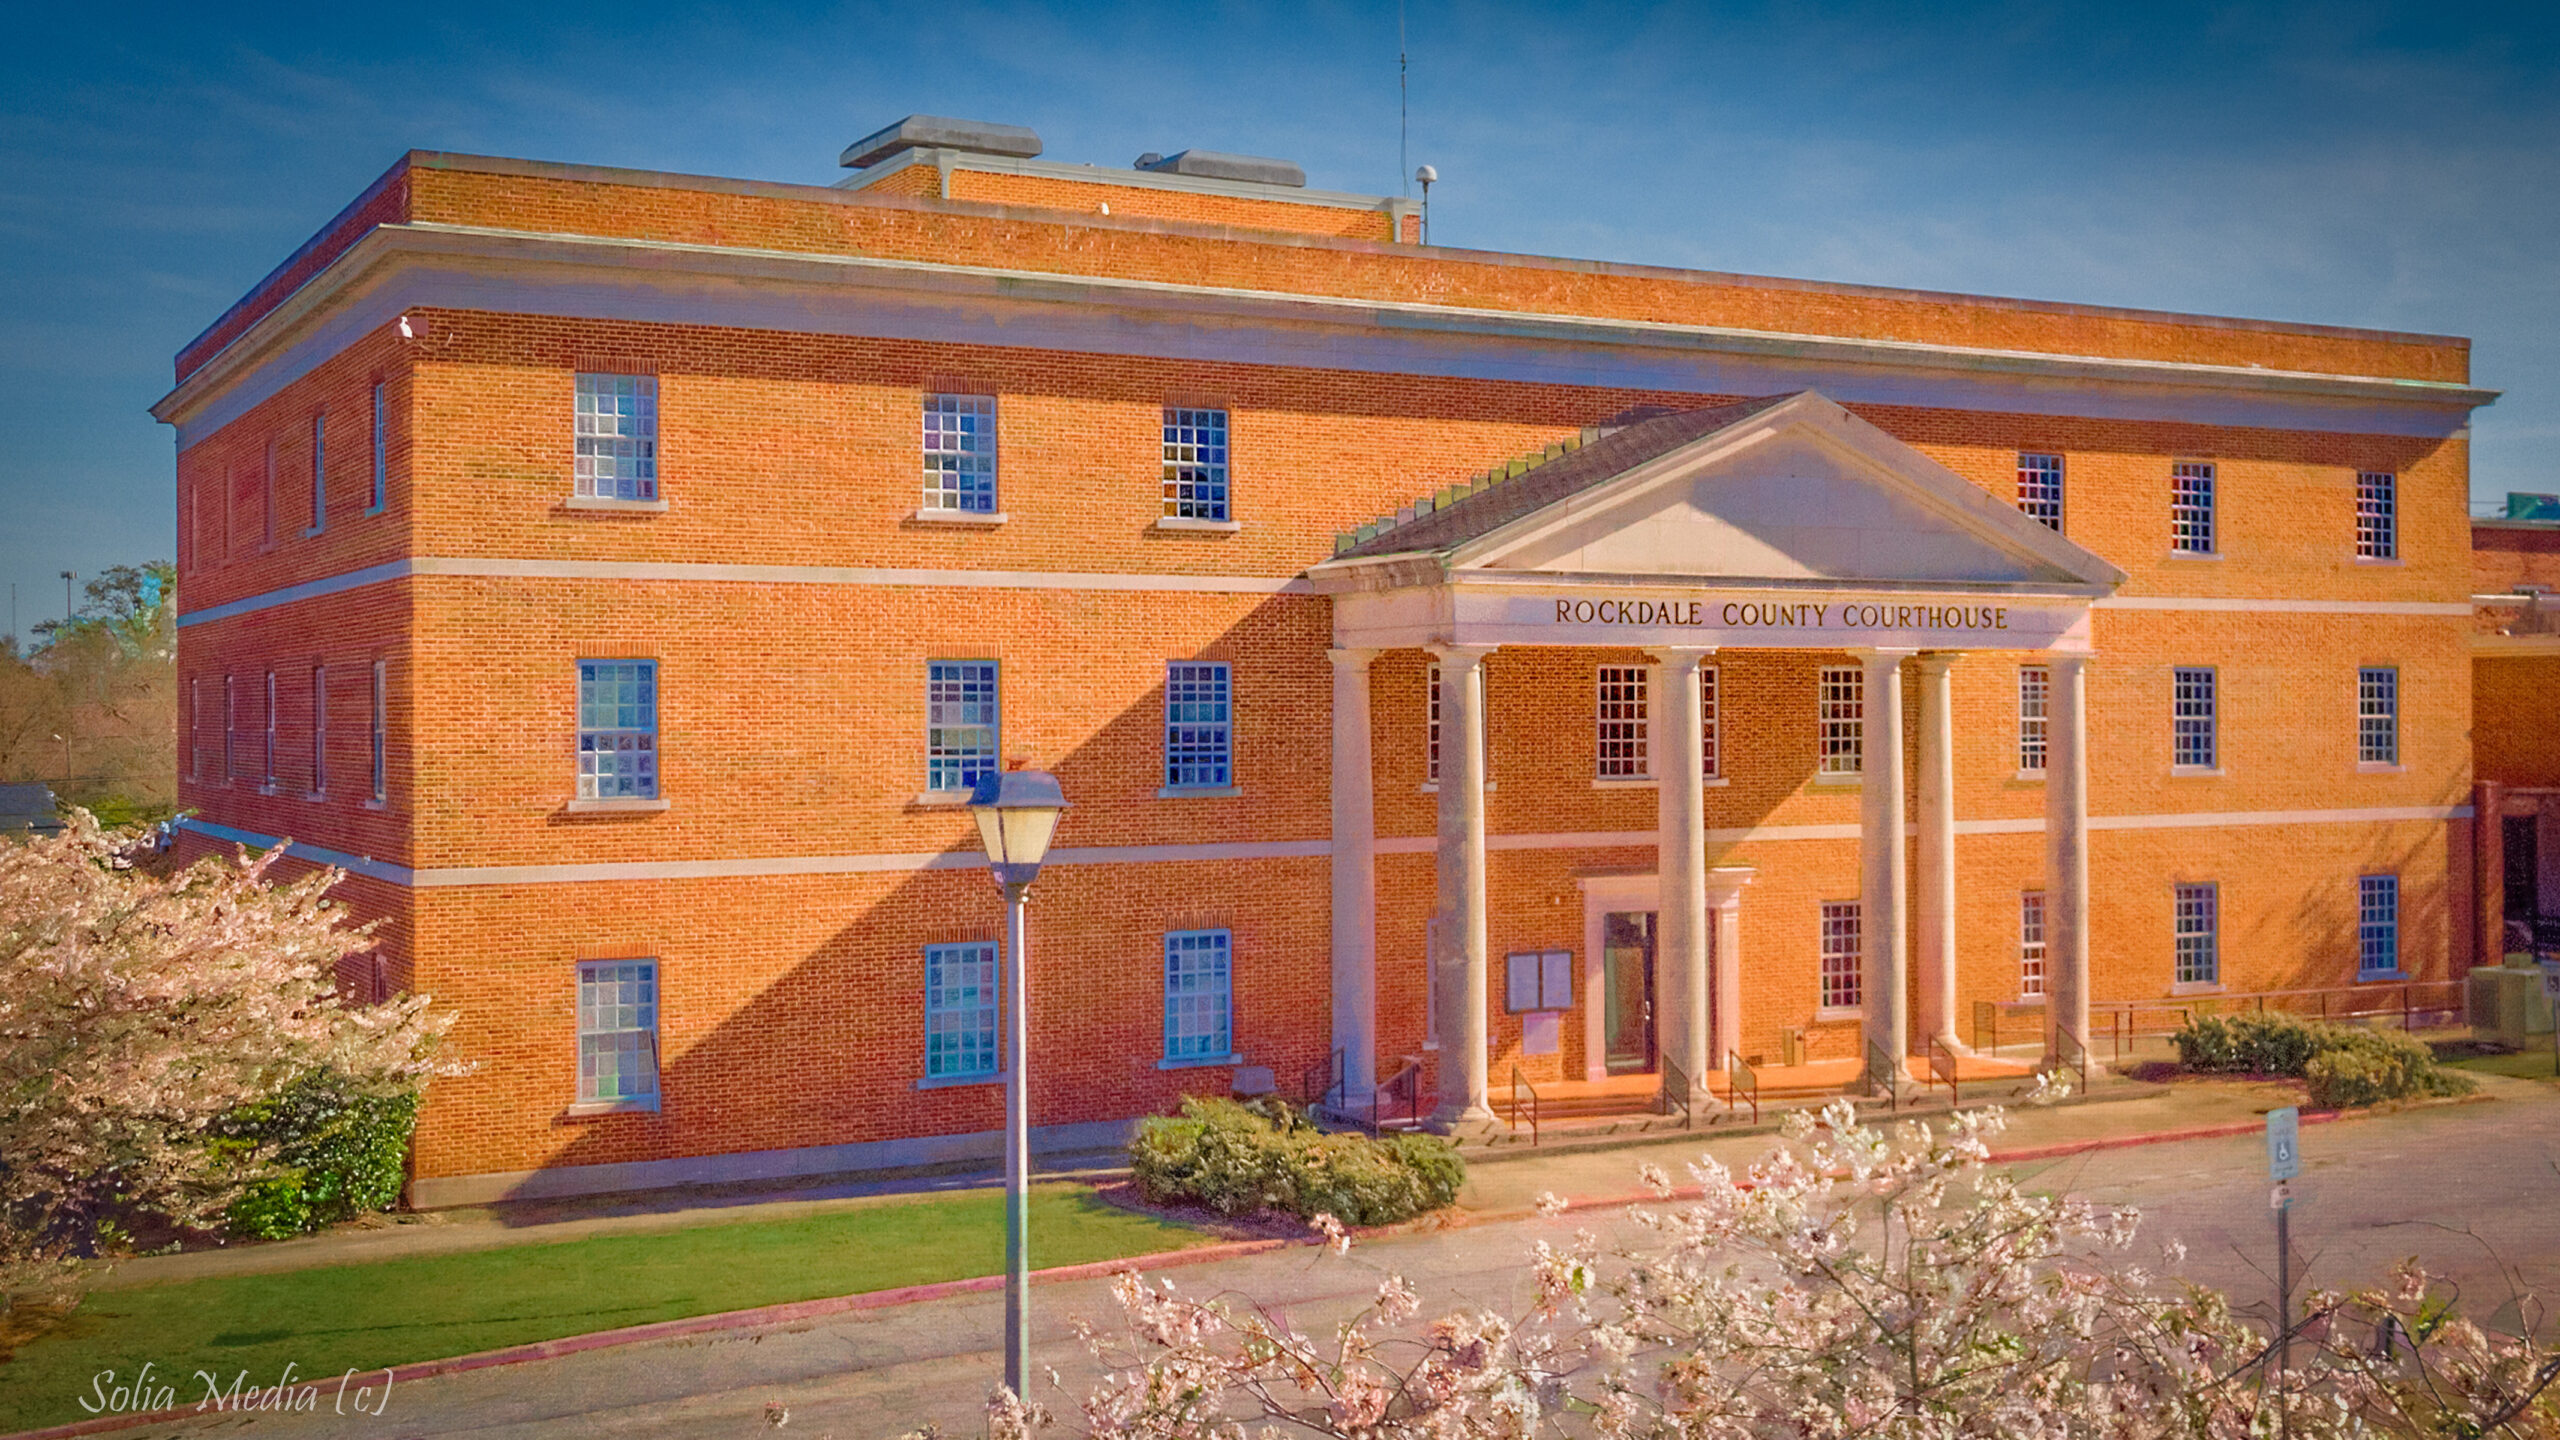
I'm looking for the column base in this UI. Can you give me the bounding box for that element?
[1424,1102,1498,1133]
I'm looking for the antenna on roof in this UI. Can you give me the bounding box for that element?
[1398,0,1409,197]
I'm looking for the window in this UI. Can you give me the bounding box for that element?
[2018,665,2050,773]
[921,394,997,513]
[1595,665,1651,779]
[576,959,659,1107]
[2019,891,2048,998]
[2358,667,2399,765]
[369,661,386,803]
[189,677,203,780]
[1163,929,1233,1062]
[223,675,237,781]
[1819,665,1864,775]
[1426,662,1442,782]
[577,660,657,799]
[2171,462,2215,553]
[1820,902,1862,1010]
[369,383,387,512]
[308,414,326,533]
[926,661,999,793]
[2356,472,2396,560]
[2017,452,2064,530]
[2358,875,2399,978]
[573,373,658,501]
[924,942,1000,1079]
[1161,407,1229,521]
[1165,661,1232,789]
[310,665,328,796]
[261,671,278,790]
[2173,667,2216,769]
[260,440,276,548]
[1700,665,1722,778]
[2174,883,2219,986]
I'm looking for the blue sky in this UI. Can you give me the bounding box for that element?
[2,0,2553,636]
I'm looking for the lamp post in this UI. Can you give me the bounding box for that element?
[968,766,1068,1400]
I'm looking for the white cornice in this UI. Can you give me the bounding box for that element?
[153,221,2500,435]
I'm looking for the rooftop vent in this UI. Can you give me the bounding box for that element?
[840,115,1043,171]
[1134,149,1306,188]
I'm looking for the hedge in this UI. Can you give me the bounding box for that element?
[212,1069,421,1239]
[2170,1011,2473,1108]
[1128,1097,1465,1227]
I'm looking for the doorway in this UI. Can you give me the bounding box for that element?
[1601,911,1657,1074]
[2505,815,2539,923]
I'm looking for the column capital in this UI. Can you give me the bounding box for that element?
[1326,646,1378,667]
[2046,651,2094,674]
[1910,651,1963,675]
[1704,864,1758,905]
[1425,642,1498,666]
[1647,645,1718,667]
[1851,646,1922,664]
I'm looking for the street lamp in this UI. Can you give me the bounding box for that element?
[968,766,1068,1400]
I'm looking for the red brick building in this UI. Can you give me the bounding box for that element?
[2470,508,2560,958]
[155,117,2497,1204]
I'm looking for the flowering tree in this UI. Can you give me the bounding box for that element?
[1001,1092,2559,1438]
[0,813,455,1305]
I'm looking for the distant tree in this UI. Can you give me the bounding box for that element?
[5,563,176,814]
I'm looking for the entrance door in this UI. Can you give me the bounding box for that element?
[1601,911,1657,1074]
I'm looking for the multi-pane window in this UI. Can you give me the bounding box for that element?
[368,661,386,803]
[924,942,1000,1079]
[261,671,278,790]
[1165,661,1233,788]
[573,373,658,501]
[309,414,326,532]
[926,661,1000,793]
[1819,665,1864,775]
[921,394,997,513]
[2356,472,2397,560]
[1427,662,1442,782]
[2171,462,2216,553]
[223,674,237,781]
[2358,875,2400,977]
[1163,929,1233,1061]
[1820,902,1862,1010]
[2174,883,2219,986]
[2173,667,2217,769]
[577,660,658,800]
[576,959,659,1106]
[1700,666,1722,778]
[310,665,328,796]
[2019,891,2048,998]
[369,383,387,511]
[188,678,204,780]
[2358,667,2399,765]
[2018,665,2050,773]
[1162,407,1230,521]
[2017,452,2064,530]
[1595,666,1651,779]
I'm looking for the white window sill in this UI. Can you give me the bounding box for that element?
[910,508,1008,527]
[304,790,327,802]
[566,1097,660,1117]
[1418,781,1497,793]
[1810,772,1863,787]
[2169,980,2223,997]
[2356,761,2404,774]
[257,783,280,796]
[1593,776,1657,789]
[2169,766,2224,778]
[2015,768,2047,782]
[2352,554,2403,566]
[1815,1007,1863,1023]
[362,798,389,811]
[911,790,974,807]
[1157,784,1240,799]
[1158,1053,1244,1070]
[566,797,671,814]
[914,1071,1004,1091]
[563,496,669,513]
[363,503,387,517]
[302,525,325,539]
[1151,516,1240,534]
[2357,970,2411,984]
[2013,994,2050,1006]
[2165,549,2223,561]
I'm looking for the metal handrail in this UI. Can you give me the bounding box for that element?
[1303,1047,1343,1114]
[1927,1035,1961,1106]
[1510,1066,1541,1147]
[1659,1055,1695,1130]
[1865,1039,1900,1112]
[2054,1025,2090,1096]
[1724,1050,1760,1124]
[1381,1056,1422,1134]
[2092,979,2464,1057]
[1973,997,2047,1055]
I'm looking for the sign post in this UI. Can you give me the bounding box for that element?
[2266,1106,2302,1432]
[2540,962,2560,1078]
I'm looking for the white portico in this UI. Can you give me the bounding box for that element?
[1308,391,2126,1127]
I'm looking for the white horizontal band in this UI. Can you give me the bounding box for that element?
[2094,596,2472,616]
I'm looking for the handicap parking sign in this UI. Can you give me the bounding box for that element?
[2265,1106,2301,1182]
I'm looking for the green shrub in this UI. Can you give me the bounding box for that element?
[214,1069,420,1240]
[2171,1012,2475,1108]
[2170,1011,2324,1075]
[1126,1096,1464,1226]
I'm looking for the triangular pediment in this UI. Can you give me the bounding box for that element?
[1365,392,2123,592]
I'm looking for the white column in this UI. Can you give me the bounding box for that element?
[1327,647,1378,1104]
[1913,652,1962,1052]
[2044,654,2093,1070]
[1651,648,1714,1093]
[1705,866,1757,1071]
[1859,649,1914,1092]
[1428,644,1496,1128]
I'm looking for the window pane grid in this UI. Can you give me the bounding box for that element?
[1166,662,1232,788]
[2358,667,2399,765]
[2173,667,2216,769]
[1426,663,1441,782]
[1820,902,1862,1010]
[262,671,277,788]
[2171,462,2215,553]
[2356,472,2397,560]
[2175,883,2219,986]
[925,942,1000,1078]
[370,383,387,509]
[1819,666,1864,775]
[1161,408,1229,520]
[574,374,658,501]
[927,661,1000,792]
[310,414,326,531]
[369,662,385,803]
[2018,665,2050,772]
[922,394,997,513]
[2017,452,2064,530]
[1596,666,1651,778]
[577,660,658,799]
[1163,929,1233,1060]
[1700,666,1721,777]
[577,960,659,1104]
[2019,891,2047,998]
[2359,875,2399,977]
[310,665,327,795]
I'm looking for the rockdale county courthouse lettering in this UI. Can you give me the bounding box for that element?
[156,117,2496,1205]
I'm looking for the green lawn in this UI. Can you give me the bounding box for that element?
[0,1184,1205,1433]
[2444,1047,2560,1082]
